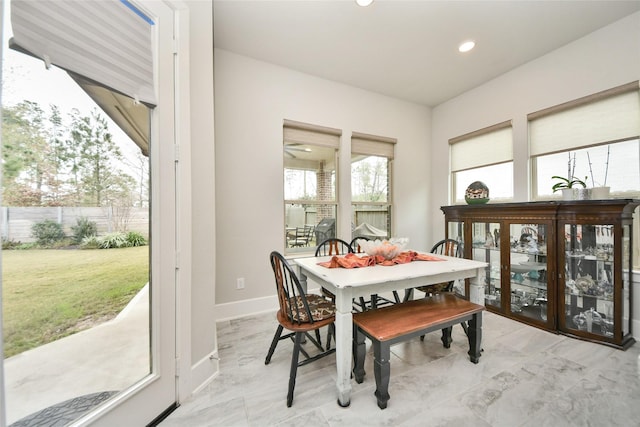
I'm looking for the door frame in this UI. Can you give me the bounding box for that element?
[81,1,192,425]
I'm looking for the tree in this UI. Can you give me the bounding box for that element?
[351,156,388,202]
[69,108,134,206]
[1,101,55,205]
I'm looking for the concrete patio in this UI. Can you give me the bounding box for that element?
[4,285,150,425]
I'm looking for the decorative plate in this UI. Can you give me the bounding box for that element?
[465,181,490,204]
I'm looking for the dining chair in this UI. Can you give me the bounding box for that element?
[410,239,470,340]
[264,251,336,407]
[408,238,463,298]
[314,238,360,314]
[349,236,401,310]
[287,225,314,247]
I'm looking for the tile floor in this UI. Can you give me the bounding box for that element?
[160,310,640,427]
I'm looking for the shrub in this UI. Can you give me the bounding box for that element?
[71,217,97,244]
[126,231,147,247]
[98,232,129,249]
[2,238,22,250]
[31,220,65,246]
[80,235,101,249]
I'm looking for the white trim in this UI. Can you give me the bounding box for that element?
[214,294,280,322]
[189,351,219,396]
[173,4,194,405]
[632,270,640,341]
[213,284,323,321]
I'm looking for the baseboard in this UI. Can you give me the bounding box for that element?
[189,350,220,396]
[213,286,322,321]
[214,294,279,322]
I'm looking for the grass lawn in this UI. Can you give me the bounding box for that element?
[2,246,149,358]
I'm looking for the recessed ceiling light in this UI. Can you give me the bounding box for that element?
[356,0,374,7]
[458,40,475,53]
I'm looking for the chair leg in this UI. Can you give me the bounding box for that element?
[460,320,469,336]
[265,324,284,365]
[392,291,401,303]
[326,323,334,350]
[287,332,303,407]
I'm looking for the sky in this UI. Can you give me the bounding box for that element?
[1,5,144,175]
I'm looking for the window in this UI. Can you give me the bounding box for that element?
[450,121,513,204]
[283,120,340,254]
[529,81,640,270]
[529,81,639,199]
[351,132,395,240]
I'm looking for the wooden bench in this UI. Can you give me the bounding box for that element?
[352,293,484,409]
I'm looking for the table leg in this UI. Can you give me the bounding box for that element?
[297,267,307,293]
[334,289,353,407]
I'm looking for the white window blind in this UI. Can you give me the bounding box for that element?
[529,81,640,157]
[450,121,513,172]
[351,132,396,159]
[283,119,341,148]
[10,0,156,106]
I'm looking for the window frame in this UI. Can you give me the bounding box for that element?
[351,132,395,240]
[449,120,514,204]
[528,81,640,201]
[283,120,341,255]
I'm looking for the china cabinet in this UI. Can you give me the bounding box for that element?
[441,200,639,349]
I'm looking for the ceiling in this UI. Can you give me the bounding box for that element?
[213,0,640,107]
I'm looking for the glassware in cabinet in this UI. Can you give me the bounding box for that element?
[562,223,616,338]
[508,223,549,323]
[471,222,501,310]
[446,220,466,296]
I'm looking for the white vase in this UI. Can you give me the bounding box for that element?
[591,186,610,199]
[561,188,574,200]
[573,188,592,200]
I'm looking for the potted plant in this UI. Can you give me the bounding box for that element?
[552,153,590,200]
[587,147,610,199]
[552,175,589,200]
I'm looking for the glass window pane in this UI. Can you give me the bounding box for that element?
[352,204,390,240]
[534,139,640,199]
[351,155,389,203]
[454,162,514,204]
[285,203,336,254]
[284,143,336,202]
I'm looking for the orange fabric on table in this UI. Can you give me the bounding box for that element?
[318,251,445,268]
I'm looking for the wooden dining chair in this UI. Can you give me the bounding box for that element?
[350,236,401,310]
[418,239,463,293]
[314,238,358,315]
[410,239,470,340]
[264,251,336,407]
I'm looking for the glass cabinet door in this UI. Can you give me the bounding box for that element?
[446,220,466,296]
[471,222,501,310]
[508,223,549,323]
[562,223,615,339]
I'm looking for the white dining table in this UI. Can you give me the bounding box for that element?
[293,253,488,407]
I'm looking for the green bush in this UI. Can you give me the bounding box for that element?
[2,238,22,250]
[71,217,97,244]
[80,235,101,249]
[31,220,65,246]
[126,231,147,247]
[80,232,147,249]
[98,232,129,249]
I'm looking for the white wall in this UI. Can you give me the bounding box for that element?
[431,12,640,338]
[431,11,640,238]
[187,0,217,388]
[213,49,431,312]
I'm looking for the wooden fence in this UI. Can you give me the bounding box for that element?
[1,206,149,243]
